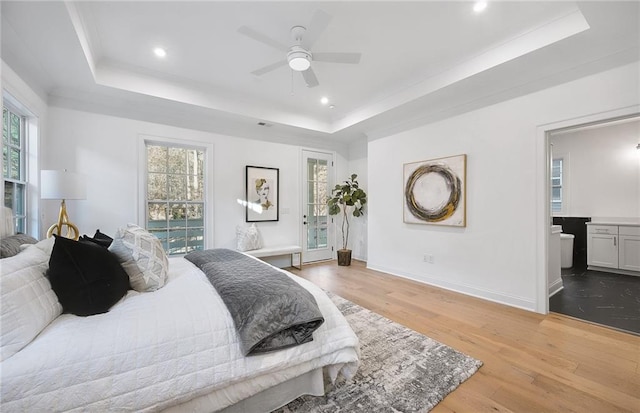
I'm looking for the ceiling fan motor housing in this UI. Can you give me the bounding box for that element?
[287,46,312,71]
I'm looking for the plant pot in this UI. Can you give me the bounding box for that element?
[337,249,352,266]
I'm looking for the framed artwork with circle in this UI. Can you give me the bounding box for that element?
[403,154,466,227]
[246,165,279,222]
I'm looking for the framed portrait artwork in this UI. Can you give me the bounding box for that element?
[246,165,279,222]
[403,154,466,227]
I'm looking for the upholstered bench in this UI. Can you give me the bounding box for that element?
[244,245,303,270]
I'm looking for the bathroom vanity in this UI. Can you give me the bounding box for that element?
[587,222,640,275]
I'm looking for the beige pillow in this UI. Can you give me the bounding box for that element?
[236,223,263,252]
[108,224,169,292]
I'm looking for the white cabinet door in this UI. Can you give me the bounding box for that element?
[619,235,640,272]
[587,233,618,268]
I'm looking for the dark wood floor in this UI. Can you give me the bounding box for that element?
[289,259,640,413]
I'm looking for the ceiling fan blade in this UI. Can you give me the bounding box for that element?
[301,67,319,88]
[238,26,289,52]
[251,59,288,76]
[301,9,331,49]
[312,52,361,64]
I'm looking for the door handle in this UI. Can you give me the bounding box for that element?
[614,236,616,247]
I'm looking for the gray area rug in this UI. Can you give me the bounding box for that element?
[276,293,482,413]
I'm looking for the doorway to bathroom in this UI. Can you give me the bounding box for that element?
[546,115,640,335]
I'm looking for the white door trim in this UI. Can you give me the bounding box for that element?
[300,149,335,263]
[534,105,640,314]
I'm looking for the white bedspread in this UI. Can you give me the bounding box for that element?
[0,257,359,412]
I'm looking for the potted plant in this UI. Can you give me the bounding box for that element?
[327,174,367,266]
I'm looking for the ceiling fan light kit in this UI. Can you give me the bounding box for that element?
[239,10,362,88]
[287,46,311,71]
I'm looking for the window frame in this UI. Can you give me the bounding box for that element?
[551,153,570,216]
[2,103,28,233]
[138,134,214,255]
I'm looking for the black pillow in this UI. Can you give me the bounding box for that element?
[47,235,130,316]
[81,229,113,248]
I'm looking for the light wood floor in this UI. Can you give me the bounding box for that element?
[290,260,640,413]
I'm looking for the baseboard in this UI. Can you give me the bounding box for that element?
[367,263,536,312]
[587,266,640,277]
[548,279,564,297]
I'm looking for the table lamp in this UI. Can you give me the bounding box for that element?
[41,169,86,240]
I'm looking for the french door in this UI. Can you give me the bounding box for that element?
[302,150,334,262]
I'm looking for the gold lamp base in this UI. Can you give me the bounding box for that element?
[46,199,80,240]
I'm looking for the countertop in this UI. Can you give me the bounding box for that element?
[587,221,640,227]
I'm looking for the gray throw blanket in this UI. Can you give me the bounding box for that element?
[184,248,324,356]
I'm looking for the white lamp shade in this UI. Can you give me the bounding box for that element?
[41,170,87,200]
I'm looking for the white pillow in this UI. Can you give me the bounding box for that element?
[20,237,55,257]
[108,223,169,292]
[1,246,62,361]
[236,223,263,252]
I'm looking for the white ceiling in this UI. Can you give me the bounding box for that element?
[2,1,639,145]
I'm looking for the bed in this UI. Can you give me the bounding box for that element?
[0,214,360,412]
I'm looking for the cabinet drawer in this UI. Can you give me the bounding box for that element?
[619,226,640,236]
[587,225,618,235]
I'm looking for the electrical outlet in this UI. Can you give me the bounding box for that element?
[423,254,434,264]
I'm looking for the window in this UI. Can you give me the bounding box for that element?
[551,158,563,213]
[145,143,205,255]
[2,106,27,232]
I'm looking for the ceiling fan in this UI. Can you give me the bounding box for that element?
[238,10,362,88]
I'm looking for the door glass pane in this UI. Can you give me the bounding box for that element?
[317,161,327,181]
[317,227,327,248]
[308,204,318,223]
[307,227,318,249]
[307,159,316,180]
[305,154,332,257]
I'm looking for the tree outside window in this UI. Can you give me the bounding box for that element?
[146,143,205,255]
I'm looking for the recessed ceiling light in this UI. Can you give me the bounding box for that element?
[473,1,488,13]
[328,105,335,109]
[320,97,329,105]
[153,47,167,58]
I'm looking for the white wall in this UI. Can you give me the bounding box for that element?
[550,119,640,218]
[43,107,344,264]
[346,137,368,261]
[368,62,640,311]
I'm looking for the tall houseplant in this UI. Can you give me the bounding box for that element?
[327,174,367,266]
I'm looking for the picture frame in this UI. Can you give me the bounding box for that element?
[403,154,467,227]
[246,165,279,222]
